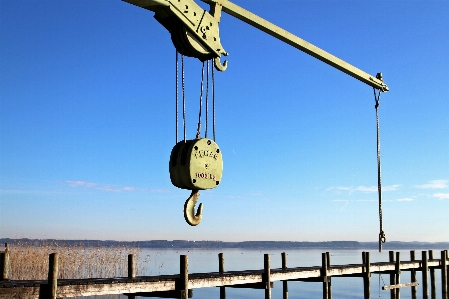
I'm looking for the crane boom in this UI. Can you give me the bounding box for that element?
[123,0,389,91]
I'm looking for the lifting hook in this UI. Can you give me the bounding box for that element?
[184,190,203,226]
[214,55,228,72]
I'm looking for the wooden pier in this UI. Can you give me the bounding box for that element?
[1,249,448,299]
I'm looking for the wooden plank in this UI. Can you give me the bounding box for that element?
[382,282,419,290]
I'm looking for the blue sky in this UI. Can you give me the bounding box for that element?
[1,0,448,243]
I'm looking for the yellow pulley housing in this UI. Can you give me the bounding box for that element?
[169,138,223,190]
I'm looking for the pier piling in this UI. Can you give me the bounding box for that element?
[363,251,371,299]
[442,250,447,299]
[264,254,271,299]
[423,250,429,299]
[282,252,288,299]
[218,253,226,299]
[389,251,396,299]
[410,250,417,299]
[48,253,59,299]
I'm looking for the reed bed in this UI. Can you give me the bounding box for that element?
[5,240,150,299]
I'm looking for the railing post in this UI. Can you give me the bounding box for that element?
[127,254,136,299]
[396,252,401,299]
[389,251,396,299]
[429,250,436,299]
[423,251,429,299]
[219,253,226,299]
[363,252,371,299]
[327,252,332,299]
[411,250,417,299]
[48,253,59,299]
[447,251,449,299]
[441,250,447,299]
[282,252,288,299]
[322,252,331,299]
[0,252,10,280]
[179,255,188,299]
[264,254,271,299]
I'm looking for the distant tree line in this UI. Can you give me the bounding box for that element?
[1,238,448,250]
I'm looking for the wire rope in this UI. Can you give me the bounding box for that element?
[175,50,179,143]
[196,61,205,138]
[374,88,386,252]
[212,63,216,141]
[182,55,186,142]
[205,60,210,138]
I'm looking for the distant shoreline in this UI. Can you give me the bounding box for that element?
[1,238,448,250]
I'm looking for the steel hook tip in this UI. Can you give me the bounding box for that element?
[214,56,228,72]
[184,190,203,226]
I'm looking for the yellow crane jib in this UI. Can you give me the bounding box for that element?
[123,0,388,91]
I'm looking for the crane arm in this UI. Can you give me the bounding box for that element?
[123,0,388,91]
[201,0,388,92]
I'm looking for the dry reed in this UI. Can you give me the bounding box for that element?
[5,240,150,299]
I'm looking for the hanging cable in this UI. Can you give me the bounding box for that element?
[196,61,205,138]
[176,50,179,143]
[182,54,186,142]
[205,60,210,139]
[374,88,386,252]
[212,62,216,142]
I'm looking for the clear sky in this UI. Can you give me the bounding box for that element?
[1,0,448,243]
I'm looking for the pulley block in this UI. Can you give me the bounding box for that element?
[169,138,223,190]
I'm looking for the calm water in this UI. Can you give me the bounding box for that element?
[131,248,445,299]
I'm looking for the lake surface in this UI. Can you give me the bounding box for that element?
[129,248,445,299]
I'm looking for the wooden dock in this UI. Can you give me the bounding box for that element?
[1,249,448,299]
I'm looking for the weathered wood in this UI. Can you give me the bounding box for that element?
[441,250,447,299]
[228,282,274,289]
[135,289,193,298]
[179,255,188,299]
[423,250,429,299]
[445,250,449,299]
[322,252,332,299]
[219,253,225,299]
[282,252,288,299]
[127,254,136,299]
[363,252,371,299]
[264,254,271,299]
[429,250,436,299]
[396,252,401,299]
[327,252,332,299]
[48,253,59,299]
[0,252,9,280]
[390,251,396,299]
[0,250,447,299]
[410,250,417,299]
[382,282,419,290]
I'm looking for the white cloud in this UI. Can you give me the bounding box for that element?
[433,193,449,200]
[66,180,157,193]
[328,184,400,193]
[66,181,97,188]
[416,180,448,189]
[397,197,413,202]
